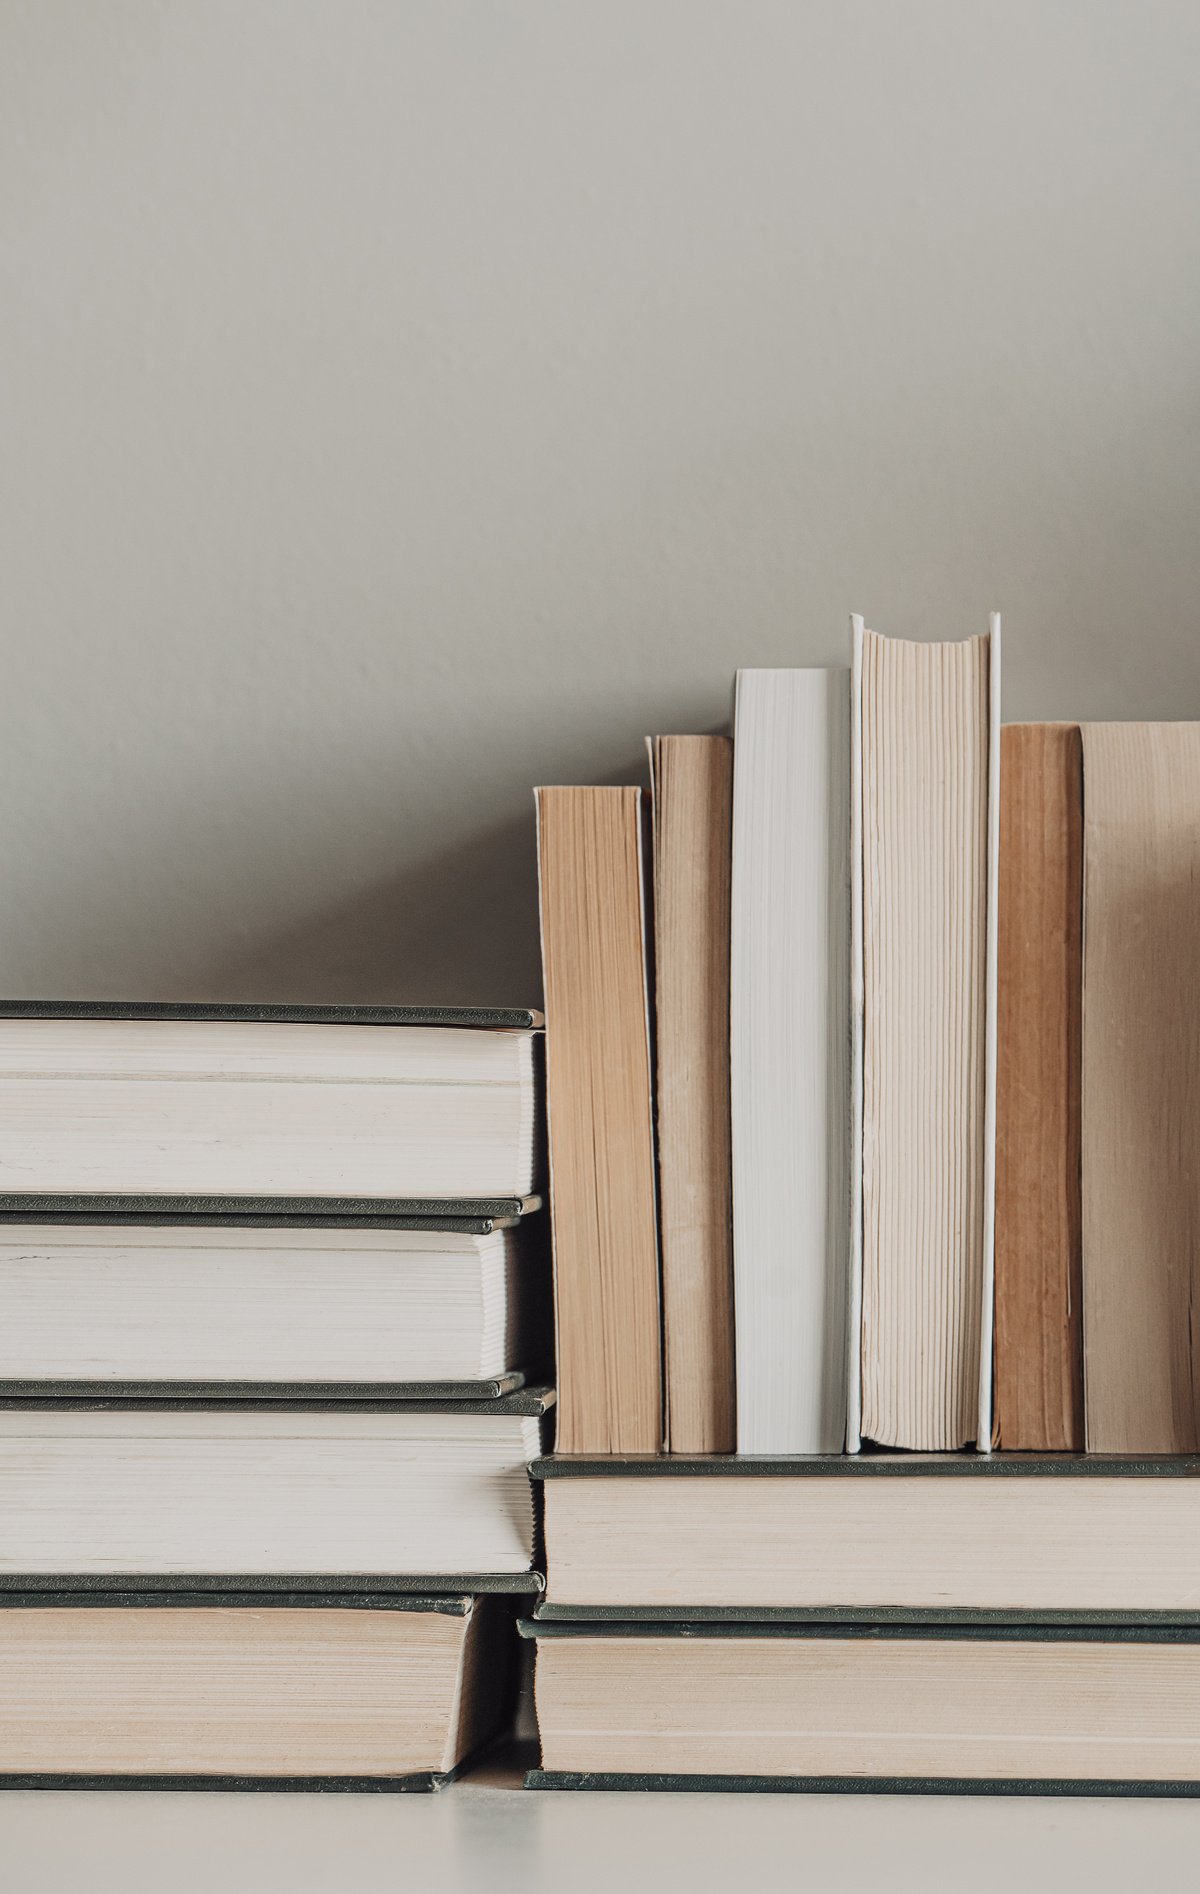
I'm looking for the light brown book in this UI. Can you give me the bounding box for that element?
[856,625,998,1450]
[1082,722,1200,1453]
[648,735,735,1454]
[0,1595,508,1781]
[535,786,662,1452]
[994,724,1083,1450]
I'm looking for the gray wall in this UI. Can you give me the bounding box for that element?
[3,1,1198,1006]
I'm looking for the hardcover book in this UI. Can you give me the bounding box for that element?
[0,1591,514,1788]
[523,1617,1200,1795]
[0,1003,541,1204]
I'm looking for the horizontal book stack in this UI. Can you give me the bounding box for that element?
[528,618,1200,1795]
[0,1002,552,1790]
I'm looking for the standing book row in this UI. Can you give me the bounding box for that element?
[530,614,1200,1795]
[538,621,1200,1456]
[0,1003,550,1787]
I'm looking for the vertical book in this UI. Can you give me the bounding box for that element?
[853,620,999,1451]
[731,670,850,1454]
[994,723,1083,1451]
[648,736,735,1454]
[1081,723,1200,1454]
[535,786,662,1453]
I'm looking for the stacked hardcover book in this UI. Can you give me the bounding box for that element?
[0,1001,551,1789]
[527,617,1200,1795]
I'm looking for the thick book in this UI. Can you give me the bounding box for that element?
[731,670,849,1454]
[852,618,1000,1451]
[995,724,1083,1451]
[1081,724,1200,1453]
[0,1004,541,1203]
[0,1218,550,1394]
[0,1591,512,1787]
[0,1392,551,1578]
[531,1454,1200,1616]
[648,735,735,1453]
[523,1618,1200,1794]
[535,787,661,1453]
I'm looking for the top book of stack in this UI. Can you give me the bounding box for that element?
[0,1002,543,1216]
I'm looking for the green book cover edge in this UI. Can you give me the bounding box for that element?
[531,1453,1200,1478]
[524,1771,1200,1799]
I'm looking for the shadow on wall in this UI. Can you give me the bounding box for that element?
[212,808,545,1009]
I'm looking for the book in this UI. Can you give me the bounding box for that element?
[0,1004,541,1203]
[0,1393,551,1577]
[995,724,1083,1450]
[0,1219,550,1394]
[523,1618,1200,1793]
[530,1455,1200,1616]
[730,670,850,1454]
[535,787,661,1454]
[648,735,735,1453]
[853,619,1000,1451]
[1081,724,1200,1453]
[0,1591,512,1786]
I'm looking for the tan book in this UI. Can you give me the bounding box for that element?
[854,622,999,1451]
[535,787,662,1452]
[534,1456,1200,1615]
[994,724,1084,1450]
[649,736,735,1454]
[0,1595,508,1782]
[1082,723,1200,1453]
[528,1621,1200,1789]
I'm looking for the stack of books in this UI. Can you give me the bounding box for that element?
[526,616,1200,1795]
[0,1001,551,1789]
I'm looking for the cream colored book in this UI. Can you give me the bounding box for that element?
[1082,722,1200,1453]
[0,1595,508,1783]
[851,617,1000,1451]
[535,787,661,1453]
[527,1621,1200,1789]
[533,1456,1200,1615]
[731,670,850,1454]
[648,735,735,1454]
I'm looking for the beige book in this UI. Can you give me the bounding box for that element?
[536,1461,1200,1613]
[531,1627,1200,1784]
[1082,722,1200,1453]
[994,724,1084,1450]
[0,1597,506,1779]
[649,736,735,1453]
[856,623,999,1450]
[535,787,662,1453]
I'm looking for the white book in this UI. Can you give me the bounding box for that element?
[848,617,1000,1452]
[0,1005,540,1203]
[0,1222,544,1388]
[730,669,850,1453]
[0,1400,548,1575]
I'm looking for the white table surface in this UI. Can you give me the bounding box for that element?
[4,1755,1200,1894]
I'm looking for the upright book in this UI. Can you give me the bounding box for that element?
[648,735,735,1454]
[994,724,1083,1451]
[0,1004,541,1206]
[851,618,1000,1451]
[731,670,850,1454]
[1081,723,1200,1453]
[535,788,661,1453]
